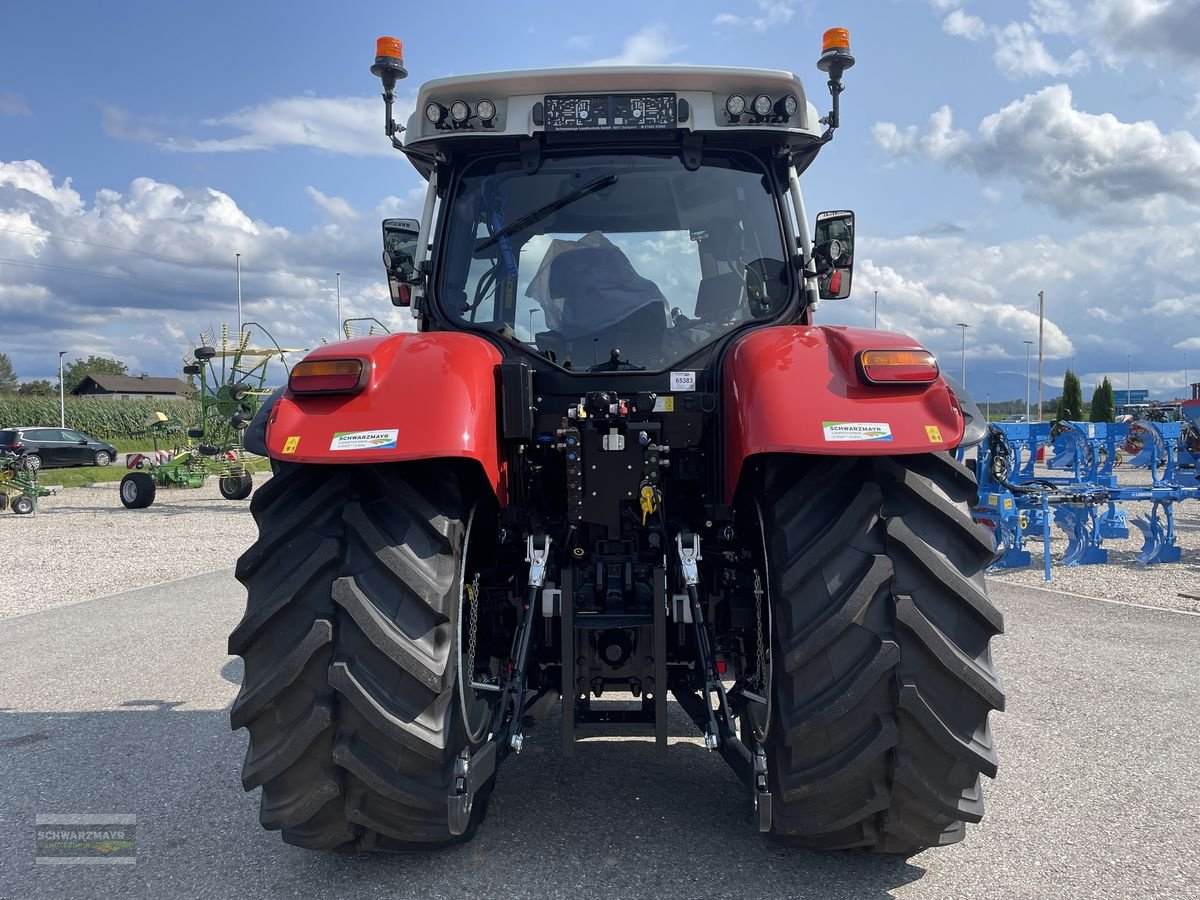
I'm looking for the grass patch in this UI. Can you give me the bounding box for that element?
[35,455,272,489]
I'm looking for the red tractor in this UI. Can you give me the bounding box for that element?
[229,30,1003,854]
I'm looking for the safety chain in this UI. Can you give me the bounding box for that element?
[752,569,766,690]
[466,572,481,688]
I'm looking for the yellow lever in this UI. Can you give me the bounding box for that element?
[640,484,658,526]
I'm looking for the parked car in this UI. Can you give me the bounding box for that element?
[0,427,118,471]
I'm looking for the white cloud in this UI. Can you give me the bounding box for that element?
[943,9,988,40]
[375,187,427,220]
[589,25,685,65]
[162,95,411,157]
[956,0,1200,74]
[939,10,1090,78]
[1074,0,1200,69]
[565,34,594,50]
[816,216,1200,397]
[306,186,359,221]
[874,84,1200,221]
[713,0,796,32]
[871,105,969,161]
[0,92,30,116]
[0,158,418,382]
[993,22,1088,78]
[982,186,1003,202]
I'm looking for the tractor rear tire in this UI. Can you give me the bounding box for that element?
[752,453,1004,853]
[228,461,494,852]
[219,473,253,500]
[119,472,156,509]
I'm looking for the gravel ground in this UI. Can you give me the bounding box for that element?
[984,463,1200,613]
[0,476,268,619]
[5,461,1200,618]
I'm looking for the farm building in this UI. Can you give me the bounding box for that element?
[70,374,194,402]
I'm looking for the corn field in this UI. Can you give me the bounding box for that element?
[0,396,202,440]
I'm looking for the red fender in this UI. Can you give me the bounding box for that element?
[266,332,507,504]
[723,325,965,502]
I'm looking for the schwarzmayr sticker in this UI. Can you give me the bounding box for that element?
[330,429,399,451]
[821,421,893,442]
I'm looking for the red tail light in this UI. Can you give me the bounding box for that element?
[857,349,939,385]
[289,359,366,394]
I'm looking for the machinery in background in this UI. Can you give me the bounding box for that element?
[118,324,298,510]
[973,419,1200,579]
[0,450,52,514]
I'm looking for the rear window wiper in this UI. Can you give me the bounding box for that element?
[475,173,618,252]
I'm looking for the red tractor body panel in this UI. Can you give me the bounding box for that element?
[266,332,508,503]
[722,325,965,501]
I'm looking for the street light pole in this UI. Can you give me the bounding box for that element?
[1036,290,1045,424]
[58,351,66,427]
[1023,340,1034,422]
[235,252,242,333]
[955,322,969,388]
[986,392,991,422]
[336,272,342,339]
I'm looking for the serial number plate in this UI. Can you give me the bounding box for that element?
[543,93,677,131]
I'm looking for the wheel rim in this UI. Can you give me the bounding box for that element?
[746,499,774,744]
[121,480,138,503]
[454,504,494,744]
[96,452,110,466]
[26,456,40,471]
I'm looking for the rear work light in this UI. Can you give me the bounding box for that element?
[857,349,939,385]
[289,359,366,394]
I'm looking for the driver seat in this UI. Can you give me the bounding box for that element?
[546,249,668,367]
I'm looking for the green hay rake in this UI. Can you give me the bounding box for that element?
[119,323,300,510]
[0,450,52,515]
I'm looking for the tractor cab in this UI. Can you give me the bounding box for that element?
[375,39,857,375]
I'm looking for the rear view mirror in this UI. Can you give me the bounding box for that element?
[381,218,420,307]
[813,210,854,300]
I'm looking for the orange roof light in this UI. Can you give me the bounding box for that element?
[375,36,403,61]
[822,28,850,53]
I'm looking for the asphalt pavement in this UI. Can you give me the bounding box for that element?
[1,572,1197,899]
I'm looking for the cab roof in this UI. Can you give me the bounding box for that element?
[403,65,823,156]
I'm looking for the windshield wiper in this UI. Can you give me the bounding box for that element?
[475,173,618,252]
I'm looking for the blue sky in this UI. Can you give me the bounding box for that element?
[2,0,1199,404]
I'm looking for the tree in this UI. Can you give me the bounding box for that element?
[0,352,17,394]
[60,355,128,393]
[1089,377,1115,422]
[17,379,54,397]
[1056,369,1084,422]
